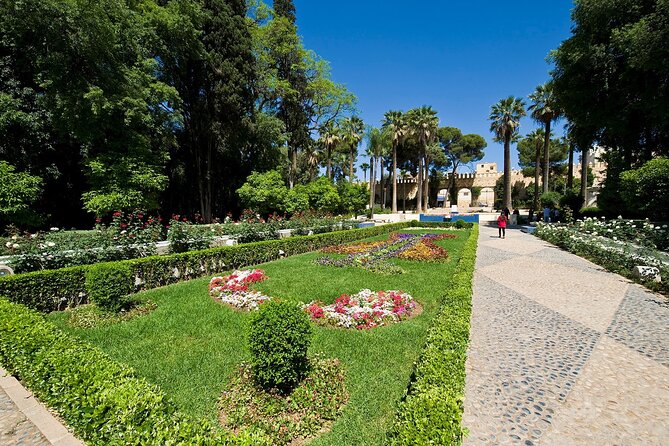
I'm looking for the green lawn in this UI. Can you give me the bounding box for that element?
[48,229,471,446]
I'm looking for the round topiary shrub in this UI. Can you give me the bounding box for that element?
[248,299,312,393]
[85,262,133,313]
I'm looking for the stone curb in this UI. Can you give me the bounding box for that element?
[0,366,84,446]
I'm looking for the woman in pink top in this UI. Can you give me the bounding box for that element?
[497,210,508,238]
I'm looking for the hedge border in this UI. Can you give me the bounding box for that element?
[388,223,478,445]
[0,221,472,313]
[0,297,268,445]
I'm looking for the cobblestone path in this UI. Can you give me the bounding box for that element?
[463,223,669,446]
[0,387,51,446]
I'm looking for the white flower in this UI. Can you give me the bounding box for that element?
[11,235,18,240]
[120,230,127,235]
[46,241,56,247]
[30,233,38,238]
[12,243,19,249]
[5,242,12,248]
[50,227,59,231]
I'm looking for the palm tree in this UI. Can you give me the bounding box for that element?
[407,106,439,212]
[341,116,364,182]
[524,129,547,211]
[360,162,370,182]
[318,121,340,181]
[529,83,561,194]
[382,111,407,213]
[490,96,526,209]
[365,126,387,212]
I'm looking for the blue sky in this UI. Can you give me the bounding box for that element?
[291,0,574,172]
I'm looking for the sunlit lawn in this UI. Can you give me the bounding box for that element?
[48,229,471,446]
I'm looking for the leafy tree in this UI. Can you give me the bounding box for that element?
[620,157,669,220]
[236,170,288,216]
[528,83,562,194]
[341,116,364,182]
[248,1,356,188]
[299,177,340,213]
[338,182,369,216]
[438,127,486,203]
[1,0,179,219]
[407,106,439,212]
[382,111,408,213]
[551,0,669,210]
[490,97,526,209]
[517,129,568,209]
[0,161,43,228]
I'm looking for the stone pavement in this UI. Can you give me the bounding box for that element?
[0,367,83,446]
[463,223,669,446]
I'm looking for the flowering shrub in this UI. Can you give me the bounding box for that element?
[535,222,669,293]
[397,233,454,261]
[304,289,418,329]
[209,269,270,310]
[570,217,669,251]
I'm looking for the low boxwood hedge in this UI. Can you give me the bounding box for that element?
[0,297,268,445]
[388,223,478,445]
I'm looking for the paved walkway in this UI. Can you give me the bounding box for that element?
[463,223,669,445]
[0,367,83,446]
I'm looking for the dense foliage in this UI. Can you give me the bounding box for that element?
[248,299,312,392]
[85,263,133,313]
[620,157,669,221]
[0,0,356,230]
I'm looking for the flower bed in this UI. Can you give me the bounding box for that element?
[535,222,669,293]
[209,269,270,310]
[570,217,669,251]
[304,289,418,329]
[316,232,455,274]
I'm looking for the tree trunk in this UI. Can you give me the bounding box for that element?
[533,139,541,211]
[349,145,354,182]
[542,121,551,193]
[422,155,429,212]
[381,159,387,209]
[504,136,512,209]
[417,157,423,212]
[391,143,398,213]
[448,162,459,207]
[567,141,575,189]
[580,147,588,207]
[326,145,332,180]
[368,156,375,214]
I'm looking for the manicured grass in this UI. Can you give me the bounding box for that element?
[48,229,471,446]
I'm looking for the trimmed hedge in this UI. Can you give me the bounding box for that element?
[388,223,479,445]
[0,297,268,445]
[0,223,409,312]
[86,262,133,312]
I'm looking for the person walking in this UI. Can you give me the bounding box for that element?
[497,210,508,239]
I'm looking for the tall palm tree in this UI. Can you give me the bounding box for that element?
[318,121,340,181]
[529,83,561,194]
[382,111,407,213]
[341,116,364,182]
[365,126,387,212]
[525,129,547,211]
[490,96,526,209]
[407,106,439,212]
[360,162,370,182]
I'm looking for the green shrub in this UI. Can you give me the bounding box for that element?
[455,219,465,229]
[620,157,669,220]
[0,297,267,445]
[85,262,133,312]
[389,223,478,444]
[540,191,561,208]
[579,206,604,218]
[248,300,312,393]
